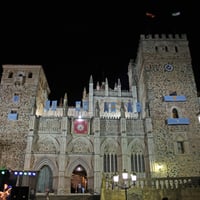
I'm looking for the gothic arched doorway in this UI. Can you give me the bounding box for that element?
[36,165,53,193]
[71,165,87,193]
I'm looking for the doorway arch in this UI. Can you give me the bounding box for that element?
[71,165,87,193]
[36,165,53,193]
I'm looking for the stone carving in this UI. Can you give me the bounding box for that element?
[72,139,90,153]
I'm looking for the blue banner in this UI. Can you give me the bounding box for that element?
[83,101,89,111]
[75,101,81,111]
[45,100,50,111]
[51,100,57,110]
[127,101,133,112]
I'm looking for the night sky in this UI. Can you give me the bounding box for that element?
[0,1,199,106]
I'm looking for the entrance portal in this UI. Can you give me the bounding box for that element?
[71,165,87,193]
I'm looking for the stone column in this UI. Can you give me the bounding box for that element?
[120,116,128,171]
[57,117,68,194]
[93,117,101,194]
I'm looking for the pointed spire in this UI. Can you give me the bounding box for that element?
[114,82,118,90]
[105,77,109,96]
[82,87,87,99]
[118,78,121,86]
[117,78,121,96]
[105,77,108,85]
[96,81,100,90]
[59,97,63,107]
[64,92,67,100]
[63,92,68,107]
[89,75,93,83]
[101,82,105,89]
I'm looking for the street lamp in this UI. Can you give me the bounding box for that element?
[113,169,137,200]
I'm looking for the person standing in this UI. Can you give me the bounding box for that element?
[30,188,36,200]
[77,184,82,193]
[45,188,50,200]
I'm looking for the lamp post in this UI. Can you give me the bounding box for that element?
[113,169,137,200]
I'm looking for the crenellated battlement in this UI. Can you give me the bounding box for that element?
[140,33,187,40]
[135,33,190,62]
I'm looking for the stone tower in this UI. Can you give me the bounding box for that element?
[0,65,50,170]
[128,34,200,177]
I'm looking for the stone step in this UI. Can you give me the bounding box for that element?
[35,194,100,200]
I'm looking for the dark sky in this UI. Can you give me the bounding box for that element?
[0,1,199,106]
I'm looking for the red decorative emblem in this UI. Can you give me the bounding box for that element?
[74,119,88,134]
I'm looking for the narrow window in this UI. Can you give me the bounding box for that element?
[177,141,184,154]
[8,72,13,78]
[13,93,20,103]
[172,108,179,118]
[103,153,118,173]
[28,72,33,78]
[131,153,145,173]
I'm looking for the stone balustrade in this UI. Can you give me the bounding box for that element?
[105,176,200,190]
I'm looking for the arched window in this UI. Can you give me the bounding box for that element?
[103,141,118,173]
[131,153,145,173]
[103,153,117,172]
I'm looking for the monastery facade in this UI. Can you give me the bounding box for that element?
[0,34,199,195]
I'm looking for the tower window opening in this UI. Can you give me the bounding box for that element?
[172,108,179,118]
[177,141,184,154]
[8,72,13,78]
